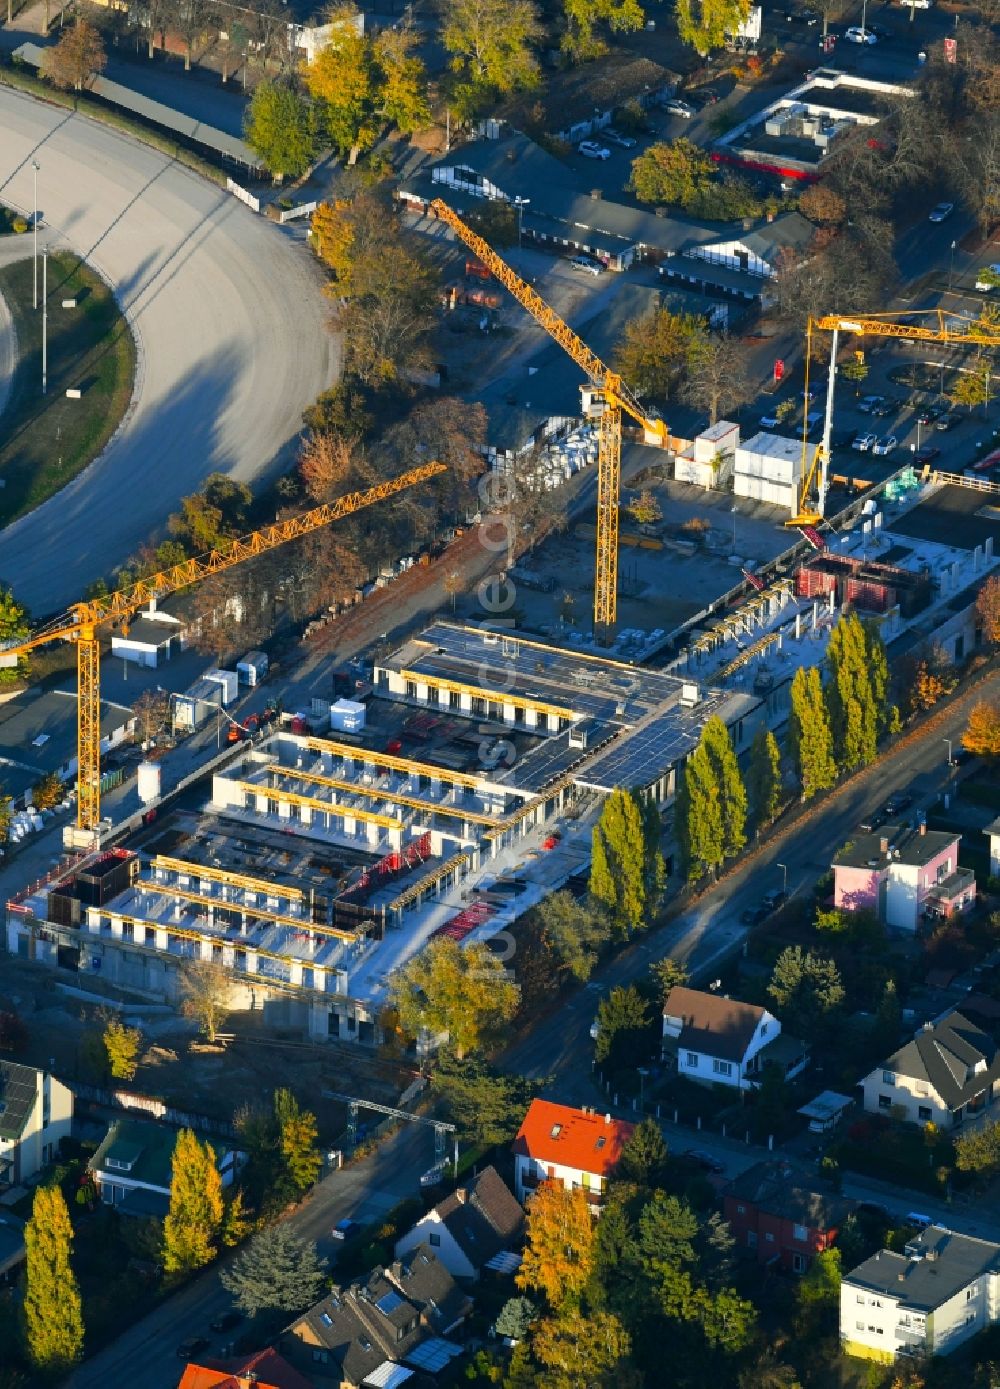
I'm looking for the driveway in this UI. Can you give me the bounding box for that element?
[0,86,338,616]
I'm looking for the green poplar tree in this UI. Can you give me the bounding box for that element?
[747,727,782,827]
[701,715,746,856]
[163,1128,224,1275]
[678,743,725,881]
[23,1185,83,1373]
[789,667,836,799]
[589,789,663,931]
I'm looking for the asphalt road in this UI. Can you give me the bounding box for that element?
[0,86,338,616]
[65,1121,433,1389]
[500,670,999,1100]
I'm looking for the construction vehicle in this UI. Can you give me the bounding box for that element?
[0,463,445,839]
[792,309,1000,527]
[430,197,671,642]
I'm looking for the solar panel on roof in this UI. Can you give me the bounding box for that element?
[404,1338,460,1373]
[376,1290,405,1315]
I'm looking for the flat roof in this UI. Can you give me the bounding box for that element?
[883,484,1000,553]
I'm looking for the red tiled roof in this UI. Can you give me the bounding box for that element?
[177,1348,313,1389]
[513,1100,634,1176]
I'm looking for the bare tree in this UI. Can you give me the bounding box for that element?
[682,334,755,426]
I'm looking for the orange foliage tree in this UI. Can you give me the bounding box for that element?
[962,701,1000,759]
[516,1182,596,1307]
[977,575,1000,646]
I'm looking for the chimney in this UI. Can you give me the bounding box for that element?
[455,1187,467,1204]
[919,821,926,836]
[605,1113,611,1125]
[879,836,889,854]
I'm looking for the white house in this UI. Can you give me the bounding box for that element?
[0,1062,74,1187]
[110,600,187,669]
[662,986,807,1091]
[89,1118,241,1217]
[512,1100,634,1206]
[394,1165,524,1281]
[985,816,1000,880]
[841,1225,1000,1364]
[683,211,815,280]
[860,1010,1000,1130]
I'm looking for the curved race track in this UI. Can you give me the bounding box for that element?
[0,86,338,615]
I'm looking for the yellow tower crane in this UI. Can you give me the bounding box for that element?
[791,309,1000,527]
[0,462,446,838]
[430,198,670,642]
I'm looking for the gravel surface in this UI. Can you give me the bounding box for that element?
[0,86,339,616]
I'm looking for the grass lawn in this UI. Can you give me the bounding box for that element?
[0,251,136,526]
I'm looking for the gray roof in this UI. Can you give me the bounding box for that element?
[877,1010,1000,1111]
[693,210,816,265]
[0,1062,39,1141]
[834,824,959,870]
[112,616,179,649]
[725,1161,854,1229]
[0,689,133,782]
[495,54,678,132]
[425,1166,524,1270]
[846,1226,1000,1311]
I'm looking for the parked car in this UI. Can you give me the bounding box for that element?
[684,1149,725,1174]
[665,98,695,118]
[210,1311,243,1334]
[936,412,961,431]
[852,432,877,451]
[870,397,900,417]
[845,25,877,42]
[917,402,946,425]
[332,1218,363,1241]
[570,254,604,276]
[859,808,886,832]
[687,88,720,106]
[873,435,898,455]
[785,7,819,21]
[929,201,954,223]
[603,128,637,148]
[578,140,611,159]
[857,395,885,414]
[914,444,941,464]
[761,889,788,913]
[884,791,913,815]
[177,1338,210,1361]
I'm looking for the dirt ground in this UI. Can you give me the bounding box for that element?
[0,956,415,1135]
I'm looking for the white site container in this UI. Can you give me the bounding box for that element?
[202,668,239,705]
[137,761,161,805]
[692,420,739,464]
[236,651,268,687]
[733,472,797,512]
[330,698,366,733]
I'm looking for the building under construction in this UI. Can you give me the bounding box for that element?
[6,623,764,1043]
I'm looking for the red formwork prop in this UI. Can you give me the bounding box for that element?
[340,833,433,904]
[433,900,495,943]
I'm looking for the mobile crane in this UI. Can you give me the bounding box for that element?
[0,462,446,838]
[430,198,671,643]
[792,309,1000,527]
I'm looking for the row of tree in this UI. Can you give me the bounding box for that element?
[613,307,755,426]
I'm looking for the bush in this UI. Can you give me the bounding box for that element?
[12,217,28,234]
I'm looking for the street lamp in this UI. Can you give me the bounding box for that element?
[777,862,788,895]
[943,738,953,766]
[31,159,40,310]
[637,1066,649,1111]
[514,196,530,251]
[731,504,737,554]
[949,239,957,291]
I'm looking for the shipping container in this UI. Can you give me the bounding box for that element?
[203,668,239,705]
[236,650,268,686]
[330,699,367,733]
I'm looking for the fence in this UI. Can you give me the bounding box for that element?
[227,178,261,214]
[279,201,317,224]
[71,1080,237,1138]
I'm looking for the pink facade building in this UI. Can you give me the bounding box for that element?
[833,823,975,933]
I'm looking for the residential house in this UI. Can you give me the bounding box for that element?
[0,1061,74,1187]
[841,1225,1000,1363]
[860,1009,1000,1130]
[985,815,1000,880]
[394,1164,524,1282]
[283,1245,470,1387]
[512,1100,634,1205]
[110,599,187,669]
[177,1348,313,1389]
[661,986,808,1091]
[833,823,976,931]
[669,210,816,302]
[724,1161,854,1273]
[89,1118,242,1216]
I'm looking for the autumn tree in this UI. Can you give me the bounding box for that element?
[274,1088,322,1195]
[132,688,171,745]
[31,771,65,812]
[389,938,520,1057]
[431,1051,542,1147]
[629,139,713,206]
[179,961,230,1043]
[244,80,315,178]
[789,666,836,799]
[532,1306,633,1386]
[747,727,782,828]
[517,1182,596,1306]
[911,657,955,713]
[768,946,844,1036]
[590,788,664,930]
[954,1119,1000,1176]
[379,396,488,519]
[797,183,847,226]
[298,430,359,503]
[375,23,430,133]
[562,0,644,63]
[220,1223,326,1314]
[977,575,1000,646]
[103,1018,142,1081]
[650,956,689,1002]
[304,4,377,156]
[614,307,707,399]
[23,1185,83,1374]
[41,17,106,90]
[441,0,542,115]
[949,360,993,410]
[676,0,751,56]
[221,1188,253,1247]
[163,1128,224,1274]
[535,890,612,981]
[682,333,755,426]
[962,700,1000,759]
[0,586,29,685]
[627,489,662,526]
